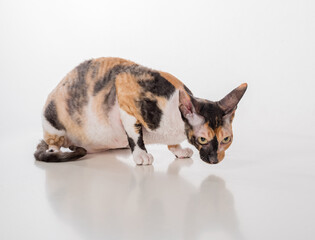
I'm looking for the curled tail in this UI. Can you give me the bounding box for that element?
[34,140,87,162]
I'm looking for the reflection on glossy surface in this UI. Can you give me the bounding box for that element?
[184,176,241,240]
[2,132,315,240]
[35,150,241,240]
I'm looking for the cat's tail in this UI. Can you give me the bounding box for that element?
[34,140,87,162]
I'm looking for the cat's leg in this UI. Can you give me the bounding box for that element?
[42,117,66,153]
[119,109,153,165]
[168,144,193,159]
[42,101,68,153]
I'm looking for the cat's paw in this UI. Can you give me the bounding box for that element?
[174,148,193,159]
[133,151,154,165]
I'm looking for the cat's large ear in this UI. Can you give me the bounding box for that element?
[179,90,204,126]
[218,83,248,115]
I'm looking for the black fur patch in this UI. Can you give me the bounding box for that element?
[196,101,224,129]
[134,122,142,133]
[44,101,65,130]
[210,136,219,152]
[94,64,176,99]
[139,98,162,130]
[104,84,116,110]
[137,126,146,151]
[137,72,175,99]
[67,60,92,119]
[127,137,136,152]
[199,136,219,163]
[90,61,100,79]
[137,137,146,151]
[34,140,87,162]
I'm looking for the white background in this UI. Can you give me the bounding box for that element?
[1,0,314,137]
[1,1,315,240]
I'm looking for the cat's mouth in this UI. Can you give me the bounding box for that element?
[199,147,220,164]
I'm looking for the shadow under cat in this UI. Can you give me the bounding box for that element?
[35,151,243,240]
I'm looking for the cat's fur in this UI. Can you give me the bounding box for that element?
[34,57,247,165]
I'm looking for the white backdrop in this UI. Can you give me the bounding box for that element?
[0,0,314,138]
[1,2,315,239]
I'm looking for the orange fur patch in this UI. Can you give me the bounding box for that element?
[44,133,66,148]
[204,124,215,140]
[218,151,225,162]
[115,72,147,126]
[215,126,224,142]
[168,144,180,150]
[215,126,233,156]
[86,58,135,96]
[159,71,184,90]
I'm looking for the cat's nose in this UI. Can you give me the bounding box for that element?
[208,156,218,164]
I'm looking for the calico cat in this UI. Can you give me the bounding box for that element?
[34,57,247,165]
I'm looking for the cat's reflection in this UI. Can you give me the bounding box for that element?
[35,150,242,240]
[184,175,242,240]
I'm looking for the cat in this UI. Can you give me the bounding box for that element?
[34,57,247,165]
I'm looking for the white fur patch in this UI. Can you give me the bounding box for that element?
[133,149,154,165]
[142,90,187,145]
[119,108,155,165]
[187,112,204,127]
[83,98,128,152]
[119,109,138,140]
[169,145,193,158]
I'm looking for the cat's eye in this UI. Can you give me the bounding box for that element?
[198,137,208,145]
[221,136,231,144]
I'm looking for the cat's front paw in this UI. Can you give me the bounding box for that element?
[133,151,154,165]
[174,148,193,159]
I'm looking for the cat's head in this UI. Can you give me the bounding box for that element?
[179,83,247,164]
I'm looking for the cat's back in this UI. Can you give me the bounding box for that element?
[52,57,134,95]
[45,57,135,121]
